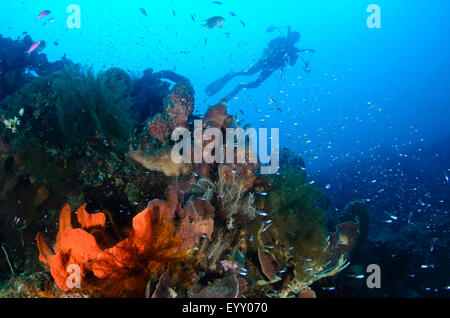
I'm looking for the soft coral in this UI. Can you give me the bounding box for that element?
[36,181,214,297]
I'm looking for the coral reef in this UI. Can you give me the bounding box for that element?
[146,113,171,143]
[0,65,134,190]
[240,168,359,297]
[36,181,214,297]
[146,79,194,143]
[0,34,73,100]
[188,275,241,298]
[216,164,257,230]
[25,104,360,298]
[339,199,370,244]
[0,36,362,298]
[203,103,233,130]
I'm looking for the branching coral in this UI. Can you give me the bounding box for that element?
[216,164,256,230]
[0,138,11,154]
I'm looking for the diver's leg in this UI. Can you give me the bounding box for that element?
[234,64,261,77]
[206,64,262,96]
[221,70,273,101]
[221,83,246,102]
[242,70,273,89]
[218,64,261,83]
[206,72,239,96]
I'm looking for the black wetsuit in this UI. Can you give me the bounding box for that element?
[231,36,300,89]
[205,29,302,100]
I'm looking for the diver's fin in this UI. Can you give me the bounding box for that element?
[205,73,235,96]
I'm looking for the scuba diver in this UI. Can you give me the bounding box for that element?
[205,26,314,101]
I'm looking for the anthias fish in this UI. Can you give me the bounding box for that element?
[36,10,51,20]
[26,41,41,55]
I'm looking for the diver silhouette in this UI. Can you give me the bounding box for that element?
[205,26,314,101]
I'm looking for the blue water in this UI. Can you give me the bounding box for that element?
[1,0,449,173]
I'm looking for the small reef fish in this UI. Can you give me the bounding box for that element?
[139,8,148,17]
[240,19,246,27]
[36,10,51,20]
[348,274,365,279]
[203,16,225,30]
[266,25,277,33]
[261,223,271,233]
[26,41,42,55]
[35,40,46,53]
[190,14,196,22]
[212,1,223,4]
[229,12,236,17]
